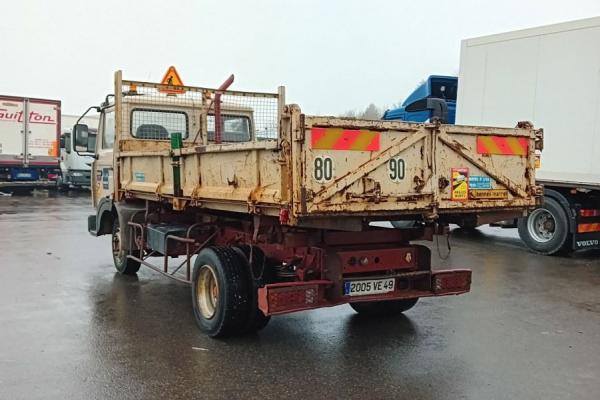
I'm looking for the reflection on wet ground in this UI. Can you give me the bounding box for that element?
[1,194,599,399]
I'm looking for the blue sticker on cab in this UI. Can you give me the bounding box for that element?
[469,175,492,189]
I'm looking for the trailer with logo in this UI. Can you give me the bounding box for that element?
[0,95,61,189]
[77,68,542,337]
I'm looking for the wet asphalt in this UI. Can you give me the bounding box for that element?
[0,192,599,400]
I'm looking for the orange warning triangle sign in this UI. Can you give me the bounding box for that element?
[159,66,185,93]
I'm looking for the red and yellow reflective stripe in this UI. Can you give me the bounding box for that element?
[476,136,529,156]
[311,127,380,151]
[577,223,600,233]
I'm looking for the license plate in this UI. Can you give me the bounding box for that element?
[344,278,395,297]
[17,173,32,178]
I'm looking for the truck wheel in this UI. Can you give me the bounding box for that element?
[350,298,419,316]
[518,197,571,255]
[191,247,252,337]
[56,175,68,192]
[232,245,271,333]
[111,218,141,274]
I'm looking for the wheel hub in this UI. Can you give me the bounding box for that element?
[528,208,556,243]
[112,227,123,263]
[197,265,219,319]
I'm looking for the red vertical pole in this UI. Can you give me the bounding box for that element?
[214,74,234,144]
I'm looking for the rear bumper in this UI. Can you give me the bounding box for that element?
[63,170,91,187]
[258,269,471,316]
[0,180,57,189]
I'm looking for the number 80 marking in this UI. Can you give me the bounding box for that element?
[314,156,334,183]
[388,157,405,181]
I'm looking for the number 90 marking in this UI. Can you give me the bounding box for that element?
[314,156,334,183]
[388,157,405,181]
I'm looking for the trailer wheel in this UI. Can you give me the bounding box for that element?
[518,197,571,255]
[232,245,271,333]
[111,218,141,274]
[191,247,252,337]
[350,298,419,316]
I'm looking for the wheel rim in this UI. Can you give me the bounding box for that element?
[112,225,124,264]
[196,265,219,320]
[527,208,556,243]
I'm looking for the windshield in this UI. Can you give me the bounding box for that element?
[431,78,457,101]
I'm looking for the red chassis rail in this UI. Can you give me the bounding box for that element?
[124,210,472,317]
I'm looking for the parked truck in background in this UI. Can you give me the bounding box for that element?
[0,95,61,190]
[75,69,541,337]
[59,114,99,189]
[457,17,600,255]
[382,75,458,124]
[384,17,600,256]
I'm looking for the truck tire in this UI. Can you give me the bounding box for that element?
[518,197,571,255]
[191,247,252,337]
[56,175,68,192]
[111,218,141,274]
[232,246,271,333]
[350,298,419,316]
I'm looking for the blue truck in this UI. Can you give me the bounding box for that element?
[382,75,457,124]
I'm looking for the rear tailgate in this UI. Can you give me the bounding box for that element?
[294,114,541,218]
[0,96,60,166]
[26,99,61,164]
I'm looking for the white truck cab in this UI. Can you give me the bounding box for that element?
[59,114,99,189]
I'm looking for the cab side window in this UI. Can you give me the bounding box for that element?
[103,111,115,149]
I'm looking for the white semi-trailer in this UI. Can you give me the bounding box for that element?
[457,16,600,255]
[0,96,61,189]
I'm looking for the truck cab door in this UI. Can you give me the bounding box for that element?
[92,108,115,208]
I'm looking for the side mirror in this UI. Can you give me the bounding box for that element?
[74,124,93,153]
[404,97,448,123]
[59,135,65,149]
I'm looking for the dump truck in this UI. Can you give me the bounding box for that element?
[76,70,542,337]
[0,95,61,189]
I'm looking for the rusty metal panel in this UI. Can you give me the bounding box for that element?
[298,115,434,216]
[115,76,287,216]
[292,110,541,219]
[112,72,541,227]
[434,124,539,212]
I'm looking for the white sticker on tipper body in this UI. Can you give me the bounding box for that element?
[313,155,334,183]
[388,157,406,182]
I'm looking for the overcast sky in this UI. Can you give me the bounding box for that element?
[2,0,600,115]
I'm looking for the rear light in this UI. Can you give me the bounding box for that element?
[257,281,330,315]
[279,207,289,225]
[47,173,59,180]
[359,256,369,266]
[579,209,600,217]
[431,270,471,295]
[577,223,600,233]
